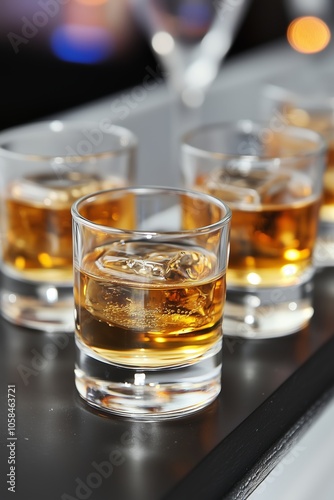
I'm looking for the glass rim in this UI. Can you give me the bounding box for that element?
[71,185,232,236]
[181,119,327,162]
[0,120,138,162]
[264,82,334,109]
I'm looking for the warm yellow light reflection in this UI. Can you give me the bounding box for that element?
[284,248,310,261]
[38,253,53,268]
[15,257,25,270]
[284,249,300,261]
[287,16,331,54]
[154,337,167,343]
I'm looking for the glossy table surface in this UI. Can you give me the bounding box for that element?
[2,39,334,500]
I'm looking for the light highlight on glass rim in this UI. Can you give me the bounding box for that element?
[287,16,331,54]
[246,272,261,285]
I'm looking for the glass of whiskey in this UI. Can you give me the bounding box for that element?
[71,186,231,419]
[0,120,137,332]
[181,120,326,338]
[263,71,334,267]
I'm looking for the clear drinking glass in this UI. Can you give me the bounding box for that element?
[72,186,231,419]
[181,120,326,338]
[0,120,137,332]
[263,75,334,267]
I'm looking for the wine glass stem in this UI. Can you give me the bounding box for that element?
[170,92,203,187]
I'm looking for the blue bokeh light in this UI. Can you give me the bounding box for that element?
[51,24,114,64]
[177,4,212,28]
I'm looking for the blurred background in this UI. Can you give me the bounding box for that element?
[1,0,333,132]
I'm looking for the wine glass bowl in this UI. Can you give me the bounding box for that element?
[131,0,251,108]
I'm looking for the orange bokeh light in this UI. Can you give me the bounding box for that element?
[74,0,107,5]
[287,16,331,54]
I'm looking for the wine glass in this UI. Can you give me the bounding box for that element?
[130,0,251,175]
[132,0,250,105]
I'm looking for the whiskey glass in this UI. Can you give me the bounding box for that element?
[72,186,231,419]
[263,78,334,267]
[0,120,137,332]
[181,120,326,338]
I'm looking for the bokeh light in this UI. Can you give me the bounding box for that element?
[74,0,107,4]
[152,31,175,55]
[51,24,113,64]
[287,16,331,54]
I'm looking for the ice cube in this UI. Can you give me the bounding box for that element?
[82,241,217,331]
[95,241,212,282]
[257,172,291,203]
[163,250,210,280]
[206,168,260,204]
[206,168,291,205]
[8,172,102,209]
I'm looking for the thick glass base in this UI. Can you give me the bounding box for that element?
[75,338,222,420]
[0,272,74,332]
[223,279,314,339]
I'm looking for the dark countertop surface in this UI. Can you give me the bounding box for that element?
[1,266,334,500]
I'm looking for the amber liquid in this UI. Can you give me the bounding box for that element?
[3,172,125,283]
[281,106,334,223]
[195,171,320,287]
[75,242,225,368]
[322,145,334,222]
